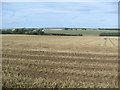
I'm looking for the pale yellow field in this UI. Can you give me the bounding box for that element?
[2,35,118,88]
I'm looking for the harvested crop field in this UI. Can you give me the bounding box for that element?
[2,35,118,88]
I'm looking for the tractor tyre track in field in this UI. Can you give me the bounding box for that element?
[103,38,108,46]
[109,38,118,48]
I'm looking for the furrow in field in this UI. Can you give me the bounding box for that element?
[2,52,118,61]
[3,57,117,72]
[2,49,118,59]
[2,54,118,64]
[3,63,117,84]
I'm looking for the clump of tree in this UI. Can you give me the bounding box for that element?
[81,28,86,30]
[1,28,44,35]
[64,28,69,30]
[1,30,12,34]
[26,30,44,35]
[64,28,75,30]
[13,28,25,34]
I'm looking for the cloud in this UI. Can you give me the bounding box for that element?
[2,2,118,15]
[2,2,118,28]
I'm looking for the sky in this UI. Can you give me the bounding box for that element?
[2,2,118,29]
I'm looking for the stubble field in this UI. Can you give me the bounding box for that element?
[2,35,118,88]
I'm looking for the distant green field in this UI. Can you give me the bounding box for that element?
[44,30,118,36]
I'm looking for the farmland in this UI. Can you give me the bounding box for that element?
[44,29,118,36]
[2,35,118,88]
